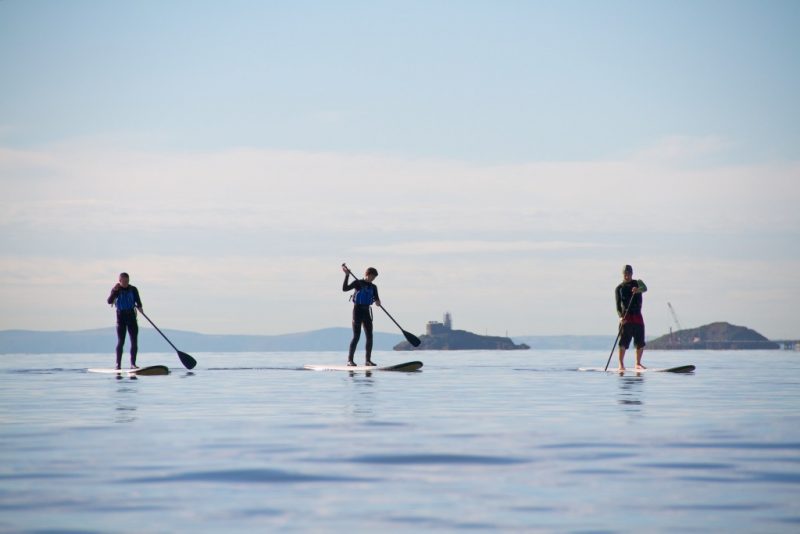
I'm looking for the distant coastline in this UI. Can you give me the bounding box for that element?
[2,321,794,354]
[648,322,781,350]
[395,329,530,351]
[1,327,613,354]
[394,312,529,351]
[0,327,400,354]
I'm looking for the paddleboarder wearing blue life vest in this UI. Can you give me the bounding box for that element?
[342,265,381,367]
[107,272,143,370]
[615,264,648,371]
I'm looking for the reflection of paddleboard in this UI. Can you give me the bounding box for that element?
[578,365,695,374]
[88,365,170,376]
[304,361,423,372]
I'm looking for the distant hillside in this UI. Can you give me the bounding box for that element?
[395,329,529,351]
[0,327,403,354]
[5,327,730,354]
[648,322,779,350]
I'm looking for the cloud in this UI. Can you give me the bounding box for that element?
[1,137,799,336]
[355,240,614,256]
[630,135,732,163]
[3,140,799,247]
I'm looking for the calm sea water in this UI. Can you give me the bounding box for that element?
[1,350,799,533]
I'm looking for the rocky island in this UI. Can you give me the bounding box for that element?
[394,313,530,351]
[648,321,779,350]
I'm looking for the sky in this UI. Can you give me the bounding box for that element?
[1,1,798,340]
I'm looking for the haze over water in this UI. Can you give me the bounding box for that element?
[2,350,798,532]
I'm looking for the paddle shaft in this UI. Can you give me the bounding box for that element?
[604,288,638,371]
[378,305,405,332]
[139,310,180,352]
[138,310,197,369]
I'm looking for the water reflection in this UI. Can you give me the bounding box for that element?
[347,372,375,418]
[114,384,138,424]
[617,375,645,414]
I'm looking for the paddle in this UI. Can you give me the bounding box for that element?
[604,287,637,371]
[379,305,422,348]
[342,263,422,347]
[138,310,197,369]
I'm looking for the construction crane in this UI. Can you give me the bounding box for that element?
[667,302,682,333]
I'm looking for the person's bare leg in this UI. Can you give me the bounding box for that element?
[635,347,645,369]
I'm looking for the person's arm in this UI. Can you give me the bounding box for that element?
[373,284,381,307]
[133,287,143,310]
[343,274,359,292]
[636,280,647,293]
[615,286,623,317]
[107,284,121,305]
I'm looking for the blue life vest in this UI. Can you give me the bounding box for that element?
[353,283,375,305]
[116,288,137,311]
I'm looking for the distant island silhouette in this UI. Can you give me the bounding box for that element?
[3,321,792,354]
[394,313,530,351]
[648,321,779,350]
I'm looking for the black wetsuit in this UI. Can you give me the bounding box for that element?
[107,285,143,367]
[343,275,380,362]
[615,280,646,349]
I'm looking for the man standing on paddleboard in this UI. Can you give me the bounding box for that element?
[615,265,647,371]
[342,265,381,367]
[107,272,143,370]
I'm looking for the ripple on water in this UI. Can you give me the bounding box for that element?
[346,453,528,465]
[122,468,376,484]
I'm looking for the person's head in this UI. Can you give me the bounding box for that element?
[622,264,633,282]
[119,272,130,287]
[364,267,378,282]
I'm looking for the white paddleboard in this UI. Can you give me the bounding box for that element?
[578,365,695,374]
[304,361,423,372]
[88,365,170,376]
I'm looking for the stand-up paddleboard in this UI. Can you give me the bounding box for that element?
[304,361,423,372]
[578,365,695,374]
[88,365,170,376]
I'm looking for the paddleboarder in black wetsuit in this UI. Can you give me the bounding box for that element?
[342,265,381,367]
[615,264,648,371]
[107,272,143,370]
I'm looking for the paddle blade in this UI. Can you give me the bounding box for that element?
[404,330,422,347]
[178,351,197,370]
